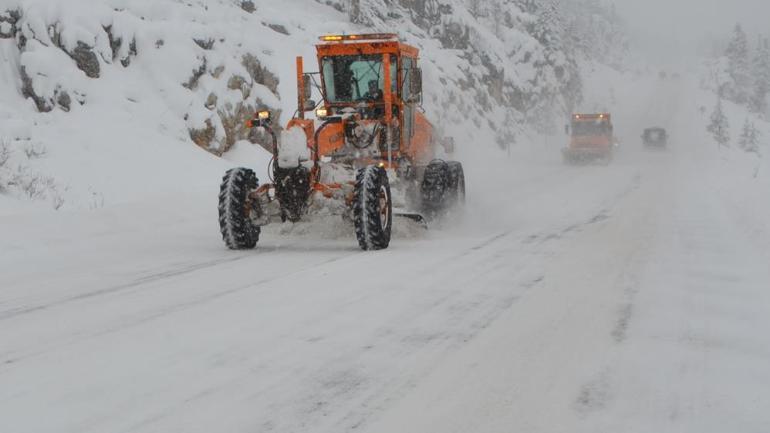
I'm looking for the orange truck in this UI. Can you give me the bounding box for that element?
[217,34,464,251]
[563,113,615,164]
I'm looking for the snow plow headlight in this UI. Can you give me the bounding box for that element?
[315,108,329,118]
[248,110,272,128]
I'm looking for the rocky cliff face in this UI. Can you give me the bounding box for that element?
[1,0,625,150]
[1,0,285,155]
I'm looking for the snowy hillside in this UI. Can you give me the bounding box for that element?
[696,22,770,187]
[0,0,625,210]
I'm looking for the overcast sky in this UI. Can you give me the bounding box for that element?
[611,0,770,64]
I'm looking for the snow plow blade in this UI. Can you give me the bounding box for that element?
[395,211,428,228]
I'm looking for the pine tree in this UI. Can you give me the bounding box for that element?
[738,118,760,153]
[707,99,731,148]
[558,0,628,65]
[725,24,751,104]
[489,0,505,38]
[750,36,770,115]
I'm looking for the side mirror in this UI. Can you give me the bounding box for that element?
[303,99,316,111]
[408,68,422,102]
[302,74,312,101]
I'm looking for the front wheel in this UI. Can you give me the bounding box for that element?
[353,165,392,250]
[218,167,260,249]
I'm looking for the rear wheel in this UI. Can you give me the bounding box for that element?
[421,160,451,216]
[353,165,392,250]
[447,161,466,207]
[218,168,260,249]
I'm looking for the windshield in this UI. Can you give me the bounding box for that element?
[322,55,388,103]
[572,120,612,136]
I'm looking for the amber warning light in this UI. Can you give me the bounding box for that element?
[319,33,398,42]
[573,113,610,120]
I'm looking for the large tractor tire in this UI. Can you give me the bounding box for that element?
[420,160,451,216]
[447,161,466,207]
[218,167,260,249]
[353,165,392,251]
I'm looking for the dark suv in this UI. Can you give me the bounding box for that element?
[642,127,668,148]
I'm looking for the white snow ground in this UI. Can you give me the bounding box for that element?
[2,67,770,433]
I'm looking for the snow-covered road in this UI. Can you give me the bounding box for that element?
[2,78,770,433]
[366,98,770,433]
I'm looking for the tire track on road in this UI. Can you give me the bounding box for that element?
[0,249,361,367]
[0,254,255,322]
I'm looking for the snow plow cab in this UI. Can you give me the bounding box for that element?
[217,33,465,251]
[563,113,614,164]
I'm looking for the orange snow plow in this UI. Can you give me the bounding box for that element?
[563,113,615,164]
[218,33,465,251]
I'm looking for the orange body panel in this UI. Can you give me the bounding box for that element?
[296,57,306,120]
[570,135,612,148]
[383,54,393,123]
[569,113,613,152]
[316,122,345,156]
[409,112,434,163]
